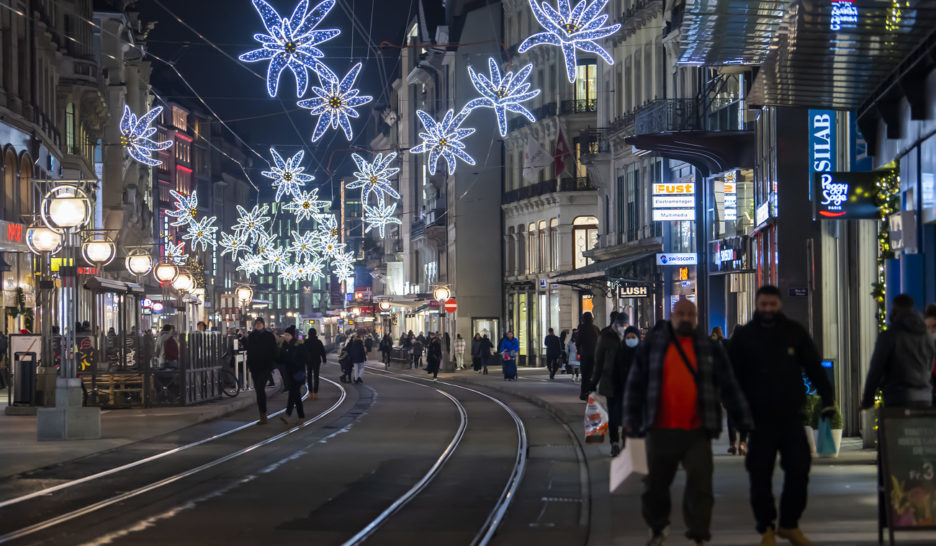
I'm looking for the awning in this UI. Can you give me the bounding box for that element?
[549,251,656,284]
[84,277,141,294]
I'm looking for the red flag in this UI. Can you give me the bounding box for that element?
[554,129,571,176]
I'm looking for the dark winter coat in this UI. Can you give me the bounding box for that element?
[592,326,639,398]
[347,338,367,364]
[576,323,600,361]
[544,334,562,360]
[246,329,278,373]
[729,312,833,423]
[304,336,327,366]
[862,311,936,408]
[479,337,494,358]
[470,338,482,358]
[427,339,442,372]
[277,340,307,383]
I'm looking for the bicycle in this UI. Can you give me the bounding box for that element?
[220,367,240,398]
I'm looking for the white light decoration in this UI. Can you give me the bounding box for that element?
[125,248,155,276]
[154,262,179,283]
[288,230,321,262]
[297,62,373,142]
[237,254,266,275]
[238,0,341,97]
[235,285,254,305]
[283,189,328,222]
[279,263,300,282]
[363,200,402,238]
[233,204,271,242]
[315,213,339,239]
[464,58,540,137]
[165,241,188,265]
[433,286,451,301]
[348,152,401,204]
[261,148,315,201]
[182,215,218,251]
[519,0,621,83]
[82,235,117,266]
[254,232,277,258]
[219,232,251,261]
[332,250,354,279]
[262,245,289,271]
[166,190,199,227]
[411,109,476,175]
[303,257,326,280]
[26,223,63,255]
[172,270,195,292]
[320,233,345,258]
[119,105,173,166]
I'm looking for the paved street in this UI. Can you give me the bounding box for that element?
[0,361,931,545]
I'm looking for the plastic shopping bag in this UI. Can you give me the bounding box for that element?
[610,438,648,492]
[816,417,836,456]
[584,394,609,444]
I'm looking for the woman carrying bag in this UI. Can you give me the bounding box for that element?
[277,326,307,425]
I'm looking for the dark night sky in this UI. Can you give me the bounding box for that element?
[139,0,418,194]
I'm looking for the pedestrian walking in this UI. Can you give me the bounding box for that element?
[277,326,306,425]
[444,331,451,357]
[729,285,834,546]
[412,335,424,368]
[711,326,746,456]
[861,293,935,409]
[480,334,493,374]
[380,334,393,369]
[624,298,752,546]
[576,313,600,400]
[590,312,639,457]
[499,331,519,380]
[566,330,580,380]
[348,334,367,384]
[304,328,326,400]
[365,335,374,354]
[470,333,483,372]
[544,327,563,379]
[246,318,278,424]
[427,334,442,379]
[453,333,466,370]
[155,324,179,369]
[338,340,353,383]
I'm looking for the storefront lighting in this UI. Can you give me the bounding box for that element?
[26,222,63,255]
[433,286,451,301]
[172,270,194,293]
[125,248,154,276]
[154,262,179,283]
[81,233,117,266]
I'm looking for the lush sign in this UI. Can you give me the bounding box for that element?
[813,171,882,219]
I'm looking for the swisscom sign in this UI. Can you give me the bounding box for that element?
[812,171,883,220]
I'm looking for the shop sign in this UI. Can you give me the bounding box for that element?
[829,0,859,32]
[755,201,770,226]
[653,183,694,195]
[152,302,164,313]
[813,171,883,219]
[141,298,153,308]
[652,195,694,209]
[889,211,918,253]
[77,267,96,275]
[656,253,697,266]
[652,209,695,222]
[5,222,23,243]
[723,170,738,221]
[808,110,836,201]
[428,299,441,309]
[617,283,650,298]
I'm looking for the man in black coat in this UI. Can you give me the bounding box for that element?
[304,328,327,400]
[729,285,834,546]
[544,328,563,379]
[576,312,600,400]
[246,317,278,424]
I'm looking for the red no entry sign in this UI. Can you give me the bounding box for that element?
[444,298,458,313]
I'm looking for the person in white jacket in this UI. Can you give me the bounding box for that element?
[453,334,466,370]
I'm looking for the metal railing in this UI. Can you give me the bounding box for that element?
[634,99,703,135]
[503,176,596,204]
[560,99,598,115]
[410,207,446,239]
[507,101,558,133]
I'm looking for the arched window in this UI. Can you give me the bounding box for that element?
[572,216,599,269]
[18,153,32,219]
[3,149,16,221]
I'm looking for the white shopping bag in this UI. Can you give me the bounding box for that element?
[610,438,648,493]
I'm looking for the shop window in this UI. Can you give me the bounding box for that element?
[573,216,598,269]
[172,106,188,131]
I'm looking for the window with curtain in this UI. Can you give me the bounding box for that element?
[574,62,597,103]
[573,216,598,269]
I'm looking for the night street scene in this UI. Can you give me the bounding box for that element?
[2,0,936,545]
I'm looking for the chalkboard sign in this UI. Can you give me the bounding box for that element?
[880,408,936,544]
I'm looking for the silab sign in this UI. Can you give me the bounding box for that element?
[809,110,836,201]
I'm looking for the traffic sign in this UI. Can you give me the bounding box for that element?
[444,298,458,313]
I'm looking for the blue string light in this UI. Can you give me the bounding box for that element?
[410,109,476,175]
[119,105,173,166]
[464,58,540,137]
[297,61,373,142]
[261,148,315,202]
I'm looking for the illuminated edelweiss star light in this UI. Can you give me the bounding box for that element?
[348,152,401,204]
[363,200,402,237]
[321,235,345,258]
[279,263,301,282]
[464,59,540,137]
[262,245,289,272]
[297,62,373,142]
[519,0,621,83]
[332,251,354,279]
[237,254,266,275]
[288,230,320,262]
[233,204,271,243]
[315,213,340,240]
[182,216,218,251]
[238,0,341,97]
[165,241,188,265]
[410,109,476,175]
[303,258,326,280]
[284,189,329,222]
[219,232,251,261]
[261,148,315,201]
[119,105,173,166]
[167,190,199,227]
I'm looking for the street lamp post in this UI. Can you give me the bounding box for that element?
[35,184,100,440]
[433,286,452,372]
[235,285,253,328]
[26,219,63,393]
[172,269,194,332]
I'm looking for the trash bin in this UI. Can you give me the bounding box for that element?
[13,352,37,405]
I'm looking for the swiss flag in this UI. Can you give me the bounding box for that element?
[554,129,571,176]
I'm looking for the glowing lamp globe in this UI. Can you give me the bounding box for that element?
[235,285,253,305]
[82,239,116,266]
[433,286,450,301]
[126,253,154,276]
[26,224,63,254]
[379,301,391,311]
[172,271,194,292]
[49,195,90,229]
[154,262,179,283]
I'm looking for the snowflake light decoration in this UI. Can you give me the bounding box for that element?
[279,263,301,282]
[303,258,326,280]
[288,230,321,262]
[219,232,251,261]
[119,105,173,167]
[233,204,271,243]
[254,232,278,258]
[519,0,621,83]
[237,254,267,276]
[166,190,199,227]
[297,62,373,142]
[321,235,345,259]
[464,59,540,137]
[284,189,329,222]
[348,152,400,204]
[238,0,341,97]
[261,148,315,201]
[315,213,341,240]
[363,200,402,238]
[262,245,289,272]
[411,109,476,175]
[332,251,354,279]
[182,215,218,251]
[165,241,188,266]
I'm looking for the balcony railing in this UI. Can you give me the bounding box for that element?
[633,99,703,135]
[507,101,558,133]
[410,207,446,239]
[560,99,598,115]
[503,177,596,205]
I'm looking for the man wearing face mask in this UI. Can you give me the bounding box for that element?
[730,285,834,546]
[625,298,752,546]
[591,311,640,457]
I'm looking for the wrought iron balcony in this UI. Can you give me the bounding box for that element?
[560,99,598,115]
[633,99,703,135]
[503,176,596,205]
